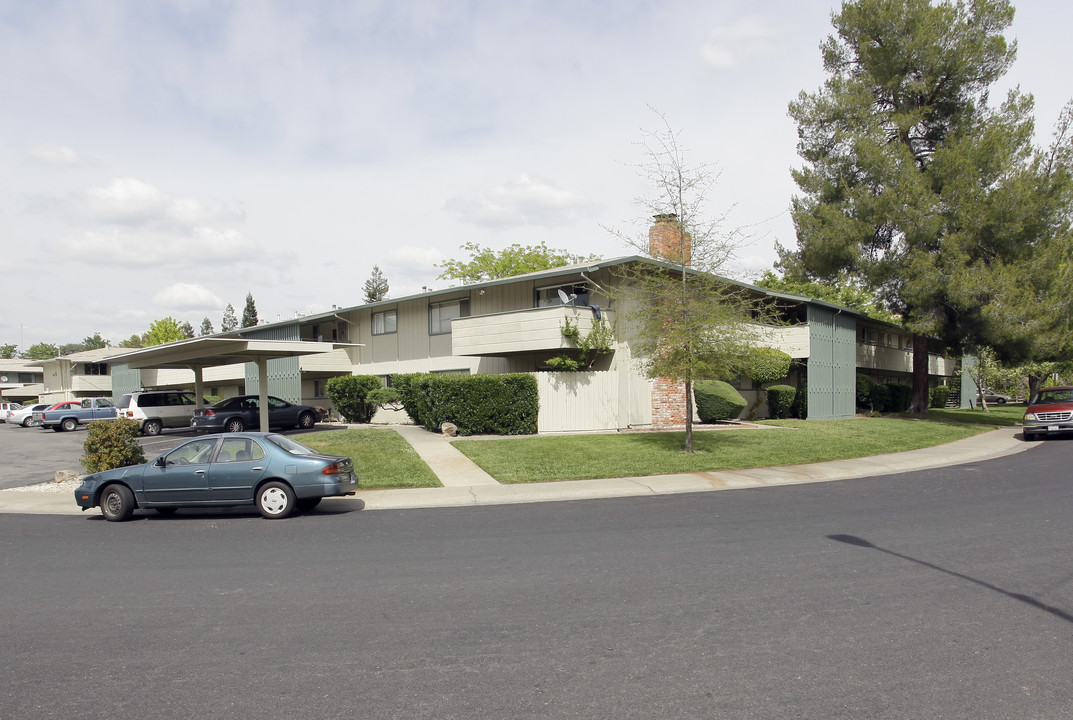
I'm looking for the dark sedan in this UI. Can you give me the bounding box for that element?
[75,432,358,521]
[191,395,319,433]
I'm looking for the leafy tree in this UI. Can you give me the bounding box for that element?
[221,304,238,332]
[144,317,186,346]
[180,321,195,339]
[363,265,390,303]
[325,375,384,423]
[754,270,898,324]
[1,344,17,358]
[782,0,1073,414]
[23,342,58,359]
[118,333,146,349]
[200,317,215,336]
[743,347,792,419]
[437,241,600,285]
[241,293,258,328]
[609,111,761,452]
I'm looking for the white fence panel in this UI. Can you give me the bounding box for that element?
[536,371,622,433]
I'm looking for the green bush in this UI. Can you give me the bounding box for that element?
[766,384,797,419]
[326,375,383,423]
[886,383,912,412]
[745,347,792,385]
[856,373,875,410]
[81,418,146,474]
[395,373,538,435]
[694,380,747,422]
[791,383,808,419]
[929,385,952,408]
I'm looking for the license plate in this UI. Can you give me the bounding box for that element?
[1048,425,1060,432]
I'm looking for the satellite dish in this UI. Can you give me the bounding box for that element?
[557,288,577,306]
[0,376,7,382]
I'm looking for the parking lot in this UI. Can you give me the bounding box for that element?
[0,422,332,490]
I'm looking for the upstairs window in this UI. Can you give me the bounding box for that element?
[429,298,470,335]
[372,310,397,335]
[83,363,109,376]
[536,283,589,308]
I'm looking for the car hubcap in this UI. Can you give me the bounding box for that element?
[104,492,120,515]
[261,488,288,515]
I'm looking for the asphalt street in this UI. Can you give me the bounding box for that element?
[2,439,1072,719]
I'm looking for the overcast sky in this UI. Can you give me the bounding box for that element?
[3,0,1070,350]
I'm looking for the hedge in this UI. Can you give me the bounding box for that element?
[929,385,952,408]
[326,375,383,423]
[395,373,538,435]
[766,384,797,419]
[694,380,747,423]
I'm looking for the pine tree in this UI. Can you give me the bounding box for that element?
[363,265,390,303]
[241,293,258,328]
[200,317,214,336]
[221,304,238,332]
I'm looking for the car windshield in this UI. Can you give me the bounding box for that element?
[1035,389,1073,404]
[265,434,319,456]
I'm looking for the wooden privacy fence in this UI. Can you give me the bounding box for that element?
[535,371,649,433]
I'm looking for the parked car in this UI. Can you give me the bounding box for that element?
[979,389,1012,404]
[117,389,201,436]
[5,403,50,427]
[191,395,319,433]
[1022,386,1073,441]
[74,432,358,521]
[0,402,22,422]
[36,397,116,432]
[31,400,84,427]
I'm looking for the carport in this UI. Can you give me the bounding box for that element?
[108,338,358,432]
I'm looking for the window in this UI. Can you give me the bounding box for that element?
[429,298,470,335]
[372,309,397,335]
[536,283,589,308]
[83,363,109,376]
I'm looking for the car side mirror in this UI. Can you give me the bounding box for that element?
[155,456,167,467]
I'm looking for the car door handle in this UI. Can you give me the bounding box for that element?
[251,466,264,471]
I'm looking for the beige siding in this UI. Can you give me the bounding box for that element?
[536,371,651,432]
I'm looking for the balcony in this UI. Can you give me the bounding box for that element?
[453,305,610,357]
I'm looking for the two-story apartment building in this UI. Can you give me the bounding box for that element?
[0,359,45,403]
[23,348,126,404]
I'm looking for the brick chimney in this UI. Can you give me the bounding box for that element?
[648,213,691,264]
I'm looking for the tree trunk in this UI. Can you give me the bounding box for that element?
[910,334,929,414]
[684,380,694,453]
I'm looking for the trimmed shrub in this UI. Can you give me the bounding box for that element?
[766,384,797,419]
[326,375,383,423]
[81,418,146,474]
[791,383,808,419]
[868,382,892,412]
[886,383,912,412]
[856,373,875,410]
[396,373,539,435]
[929,385,952,408]
[694,380,747,423]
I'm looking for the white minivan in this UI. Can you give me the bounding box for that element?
[116,390,199,436]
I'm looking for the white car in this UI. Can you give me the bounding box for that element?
[5,403,49,427]
[1,402,23,422]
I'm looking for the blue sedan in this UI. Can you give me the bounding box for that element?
[75,432,358,521]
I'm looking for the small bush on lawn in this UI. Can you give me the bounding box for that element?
[81,418,146,474]
[766,384,797,419]
[326,375,383,423]
[694,380,747,422]
[930,385,952,408]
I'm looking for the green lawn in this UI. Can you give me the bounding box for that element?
[301,428,441,489]
[452,416,999,484]
[912,402,1024,426]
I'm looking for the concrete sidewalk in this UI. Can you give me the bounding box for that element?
[0,424,1032,516]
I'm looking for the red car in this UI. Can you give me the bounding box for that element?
[1022,386,1073,441]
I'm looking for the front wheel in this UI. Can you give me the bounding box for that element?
[100,484,135,522]
[61,418,78,432]
[225,417,245,433]
[143,420,163,436]
[298,411,315,429]
[257,481,295,519]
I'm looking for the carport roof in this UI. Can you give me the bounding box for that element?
[106,337,359,370]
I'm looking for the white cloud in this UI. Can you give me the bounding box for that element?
[445,174,597,228]
[701,15,780,69]
[22,142,85,167]
[153,283,225,310]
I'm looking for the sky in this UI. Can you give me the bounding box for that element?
[2,0,1071,351]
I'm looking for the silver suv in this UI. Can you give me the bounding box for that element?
[117,390,199,436]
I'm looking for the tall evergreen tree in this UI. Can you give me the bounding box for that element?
[180,321,195,339]
[200,317,215,336]
[783,0,1073,412]
[241,292,258,328]
[363,265,390,303]
[221,304,238,332]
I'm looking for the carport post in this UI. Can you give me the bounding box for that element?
[257,357,270,432]
[192,367,205,409]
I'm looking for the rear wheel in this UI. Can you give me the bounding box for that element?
[256,481,295,519]
[21,417,32,428]
[225,417,245,433]
[298,411,315,429]
[100,484,135,522]
[61,418,78,432]
[143,419,163,436]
